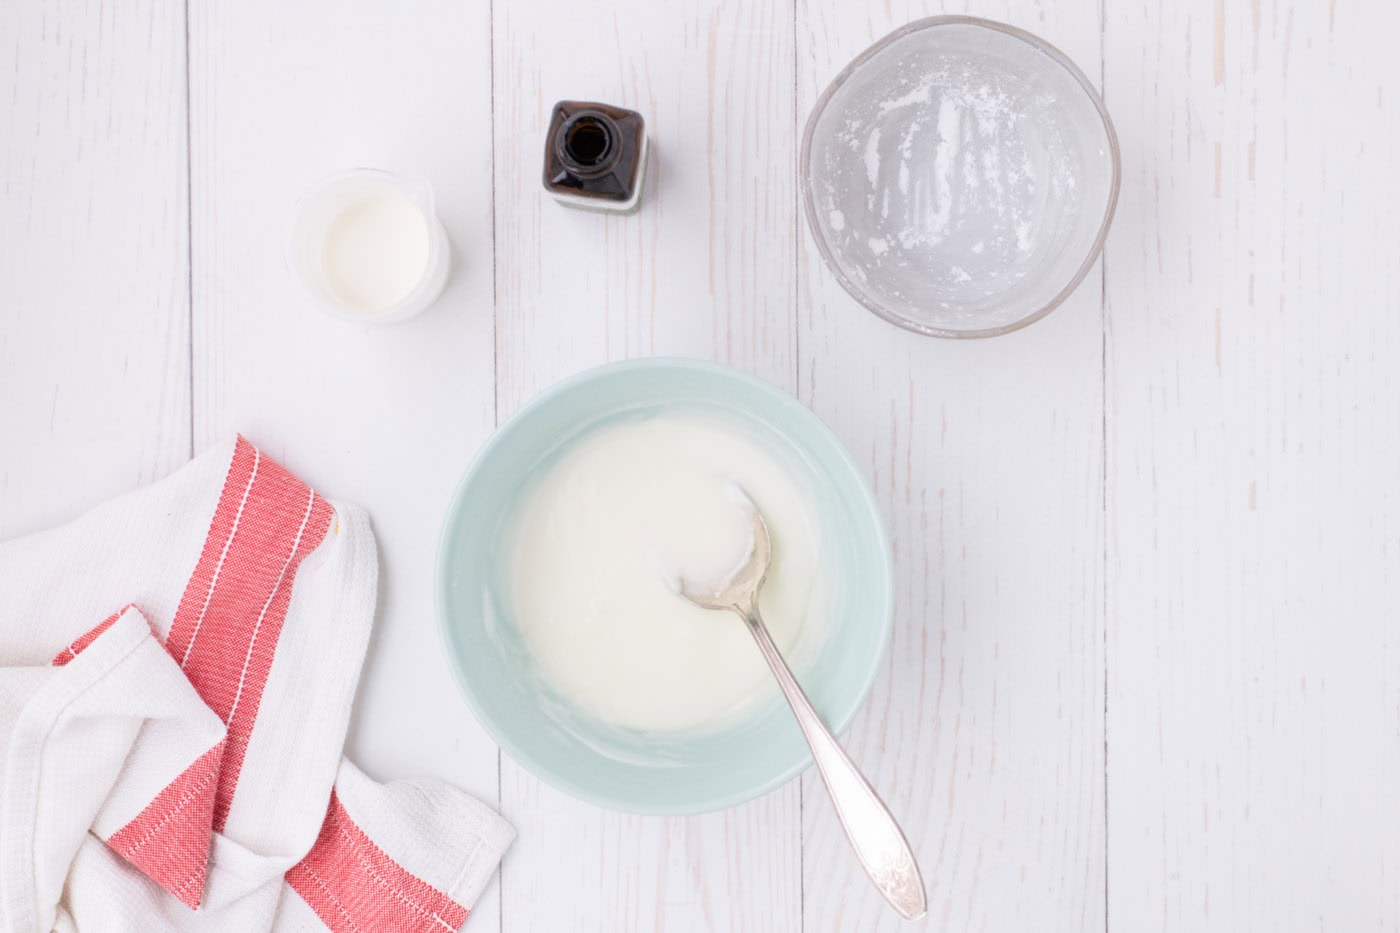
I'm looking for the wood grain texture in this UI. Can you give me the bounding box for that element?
[796,2,1107,929]
[492,0,797,411]
[8,0,1400,929]
[185,0,503,924]
[1104,1,1400,929]
[0,0,190,538]
[491,1,801,930]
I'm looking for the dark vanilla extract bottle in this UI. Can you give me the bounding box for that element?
[543,101,649,214]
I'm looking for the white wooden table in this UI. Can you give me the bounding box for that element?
[4,1,1398,929]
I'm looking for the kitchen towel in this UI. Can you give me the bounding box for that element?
[0,436,513,932]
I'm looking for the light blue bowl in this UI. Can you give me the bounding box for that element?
[436,358,892,814]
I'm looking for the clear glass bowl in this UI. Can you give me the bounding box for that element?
[801,16,1120,338]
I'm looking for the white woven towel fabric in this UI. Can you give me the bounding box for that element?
[0,436,513,932]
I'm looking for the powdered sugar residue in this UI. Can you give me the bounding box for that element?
[808,24,1113,330]
[862,128,882,186]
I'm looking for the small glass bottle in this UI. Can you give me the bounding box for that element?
[543,101,649,214]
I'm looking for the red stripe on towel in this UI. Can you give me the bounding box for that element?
[164,436,334,831]
[105,740,226,908]
[287,793,469,933]
[51,605,129,666]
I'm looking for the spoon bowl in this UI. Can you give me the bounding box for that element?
[677,508,772,615]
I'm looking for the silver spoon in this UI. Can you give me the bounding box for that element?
[676,502,927,922]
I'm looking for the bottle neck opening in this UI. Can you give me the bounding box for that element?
[558,112,620,176]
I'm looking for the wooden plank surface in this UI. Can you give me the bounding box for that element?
[185,0,503,925]
[796,1,1106,930]
[0,0,190,538]
[490,1,802,929]
[1104,1,1400,929]
[4,0,1400,930]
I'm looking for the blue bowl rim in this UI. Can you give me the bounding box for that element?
[434,356,894,815]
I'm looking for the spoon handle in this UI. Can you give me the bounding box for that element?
[741,608,927,922]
